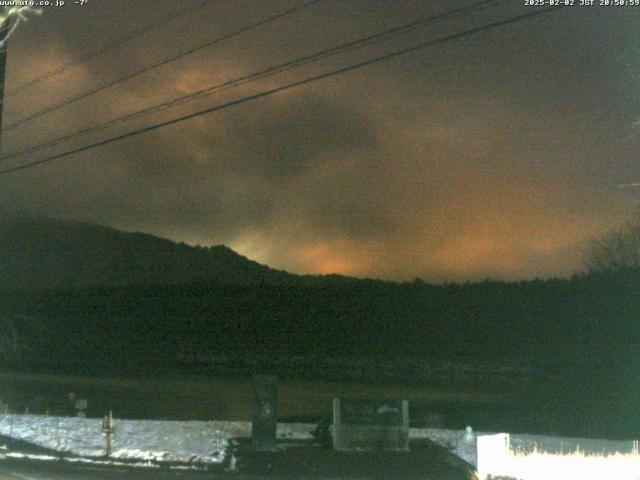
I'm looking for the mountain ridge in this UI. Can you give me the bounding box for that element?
[0,216,310,290]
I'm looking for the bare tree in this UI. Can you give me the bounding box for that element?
[584,214,640,272]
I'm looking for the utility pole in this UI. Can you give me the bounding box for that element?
[0,11,12,405]
[0,6,42,150]
[0,6,40,416]
[0,8,11,151]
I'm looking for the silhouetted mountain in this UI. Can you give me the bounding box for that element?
[5,217,640,373]
[0,216,300,290]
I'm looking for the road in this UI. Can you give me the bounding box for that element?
[0,440,475,479]
[0,459,228,480]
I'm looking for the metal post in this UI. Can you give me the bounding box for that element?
[106,412,112,456]
[102,410,114,457]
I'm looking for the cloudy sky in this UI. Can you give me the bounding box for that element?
[0,0,638,282]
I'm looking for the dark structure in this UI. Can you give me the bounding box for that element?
[333,398,410,452]
[251,375,278,451]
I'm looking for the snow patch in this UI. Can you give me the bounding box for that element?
[0,415,243,464]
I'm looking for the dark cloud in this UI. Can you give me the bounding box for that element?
[210,92,380,181]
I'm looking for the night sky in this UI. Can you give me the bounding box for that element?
[0,0,638,282]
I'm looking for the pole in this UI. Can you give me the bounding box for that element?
[107,411,112,456]
[0,12,9,417]
[0,12,11,151]
[102,410,113,457]
[0,43,6,146]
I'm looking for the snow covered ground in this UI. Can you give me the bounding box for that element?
[0,414,480,466]
[0,413,633,477]
[0,415,237,464]
[0,415,317,465]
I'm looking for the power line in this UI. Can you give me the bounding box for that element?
[0,0,503,164]
[0,5,566,178]
[1,0,324,133]
[1,1,211,97]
